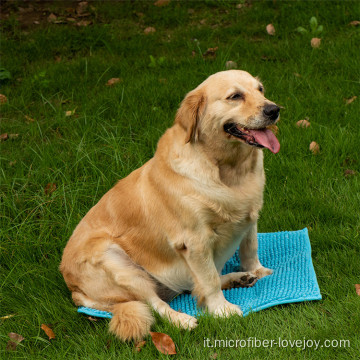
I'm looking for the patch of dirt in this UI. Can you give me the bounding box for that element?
[0,0,92,29]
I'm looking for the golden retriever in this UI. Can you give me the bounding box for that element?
[60,70,280,341]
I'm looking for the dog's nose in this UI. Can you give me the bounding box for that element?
[263,104,280,121]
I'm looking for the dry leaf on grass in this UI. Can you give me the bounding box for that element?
[76,20,92,27]
[44,183,57,195]
[355,284,360,296]
[203,47,218,59]
[226,60,237,69]
[65,109,75,116]
[41,324,55,340]
[296,119,311,128]
[1,314,15,320]
[154,0,170,6]
[150,332,176,355]
[47,13,57,23]
[349,20,360,26]
[9,134,19,140]
[266,24,275,35]
[144,27,156,34]
[106,78,122,86]
[0,94,8,104]
[344,169,356,177]
[134,340,146,352]
[345,96,357,105]
[87,316,98,321]
[77,1,89,15]
[6,332,25,351]
[311,38,321,48]
[309,141,320,154]
[0,133,9,141]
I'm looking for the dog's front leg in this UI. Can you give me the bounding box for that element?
[179,236,243,317]
[239,222,273,279]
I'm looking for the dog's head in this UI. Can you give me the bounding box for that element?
[175,70,280,154]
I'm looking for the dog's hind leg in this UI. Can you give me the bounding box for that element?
[98,243,198,339]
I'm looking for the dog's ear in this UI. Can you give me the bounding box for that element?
[175,89,206,143]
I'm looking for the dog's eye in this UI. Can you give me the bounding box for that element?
[227,93,244,100]
[259,86,264,93]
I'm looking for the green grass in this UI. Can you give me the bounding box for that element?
[1,1,360,359]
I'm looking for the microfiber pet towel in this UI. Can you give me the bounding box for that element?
[77,228,322,318]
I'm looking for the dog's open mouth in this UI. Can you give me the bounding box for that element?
[224,123,280,154]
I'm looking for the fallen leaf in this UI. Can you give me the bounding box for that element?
[293,72,301,77]
[87,316,98,321]
[309,141,320,154]
[76,1,89,15]
[47,13,57,23]
[66,18,76,23]
[1,314,15,320]
[25,115,35,123]
[349,20,360,26]
[154,0,170,6]
[211,353,218,359]
[76,20,92,27]
[345,96,357,105]
[226,60,238,69]
[236,3,244,9]
[203,46,218,59]
[355,284,360,296]
[150,332,176,355]
[9,134,19,139]
[144,27,156,34]
[0,133,9,141]
[200,19,207,25]
[134,340,146,352]
[65,109,75,116]
[344,169,356,177]
[0,94,8,104]
[311,38,321,48]
[9,161,17,166]
[6,332,25,351]
[41,324,55,340]
[267,124,279,135]
[266,24,275,35]
[106,78,122,86]
[296,119,311,128]
[44,183,57,195]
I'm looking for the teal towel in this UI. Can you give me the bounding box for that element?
[78,228,321,318]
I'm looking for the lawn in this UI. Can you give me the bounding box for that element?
[1,0,360,359]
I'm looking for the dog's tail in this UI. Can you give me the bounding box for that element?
[109,301,154,341]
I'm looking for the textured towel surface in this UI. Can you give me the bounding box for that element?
[78,228,321,318]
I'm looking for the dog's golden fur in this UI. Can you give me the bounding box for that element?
[60,70,280,341]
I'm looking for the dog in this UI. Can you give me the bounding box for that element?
[60,70,280,341]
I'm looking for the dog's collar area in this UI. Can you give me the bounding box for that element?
[223,123,265,149]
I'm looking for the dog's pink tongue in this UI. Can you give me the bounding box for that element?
[248,128,280,154]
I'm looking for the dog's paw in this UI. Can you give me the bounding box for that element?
[171,312,198,330]
[212,301,243,318]
[253,266,273,279]
[231,273,258,288]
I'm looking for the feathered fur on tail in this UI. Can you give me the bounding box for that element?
[109,301,154,341]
